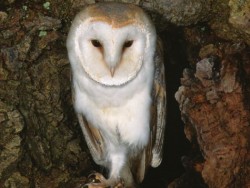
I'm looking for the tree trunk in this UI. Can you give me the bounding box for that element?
[175,42,250,188]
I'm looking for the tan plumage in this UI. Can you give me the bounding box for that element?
[67,2,166,187]
[85,3,146,28]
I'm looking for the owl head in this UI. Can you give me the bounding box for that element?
[67,2,156,86]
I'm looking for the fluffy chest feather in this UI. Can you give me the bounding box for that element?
[73,68,153,148]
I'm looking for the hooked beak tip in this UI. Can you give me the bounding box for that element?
[110,67,115,77]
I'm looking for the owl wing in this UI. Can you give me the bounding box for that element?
[149,38,166,168]
[77,114,105,164]
[71,87,105,165]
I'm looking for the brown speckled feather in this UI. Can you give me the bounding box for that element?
[150,38,166,167]
[77,114,106,165]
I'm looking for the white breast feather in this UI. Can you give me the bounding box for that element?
[73,55,154,148]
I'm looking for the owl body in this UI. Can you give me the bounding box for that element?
[67,2,166,187]
[73,73,152,147]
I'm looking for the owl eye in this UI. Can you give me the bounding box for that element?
[123,40,133,48]
[91,40,102,47]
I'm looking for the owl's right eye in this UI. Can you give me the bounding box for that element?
[91,40,102,47]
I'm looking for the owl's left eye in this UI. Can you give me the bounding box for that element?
[91,40,102,47]
[123,40,133,48]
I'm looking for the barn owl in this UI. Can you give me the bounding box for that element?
[67,2,166,188]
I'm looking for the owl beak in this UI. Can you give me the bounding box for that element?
[105,51,119,77]
[110,67,115,77]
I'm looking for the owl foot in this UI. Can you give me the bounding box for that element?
[83,172,124,188]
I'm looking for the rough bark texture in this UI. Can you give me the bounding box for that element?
[0,0,249,187]
[0,3,91,187]
[175,43,250,188]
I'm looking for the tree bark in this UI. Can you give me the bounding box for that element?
[175,43,250,188]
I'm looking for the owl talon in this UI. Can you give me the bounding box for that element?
[87,172,106,184]
[83,183,108,188]
[83,182,123,188]
[83,172,124,188]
